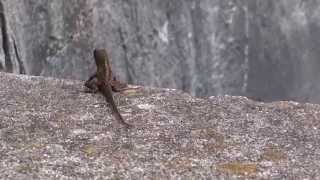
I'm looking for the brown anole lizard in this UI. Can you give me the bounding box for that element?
[85,49,133,128]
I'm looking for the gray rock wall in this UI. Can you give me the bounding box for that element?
[247,0,320,103]
[0,0,319,103]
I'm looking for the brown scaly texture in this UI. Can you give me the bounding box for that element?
[85,49,132,128]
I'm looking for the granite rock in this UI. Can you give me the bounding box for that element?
[0,0,319,103]
[0,72,319,179]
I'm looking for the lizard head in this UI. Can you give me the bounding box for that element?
[93,49,108,68]
[94,49,107,60]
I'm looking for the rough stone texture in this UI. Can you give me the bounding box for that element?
[0,72,319,179]
[1,0,320,103]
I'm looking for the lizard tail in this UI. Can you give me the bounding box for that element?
[109,99,133,128]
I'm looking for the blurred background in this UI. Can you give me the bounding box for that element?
[0,0,319,103]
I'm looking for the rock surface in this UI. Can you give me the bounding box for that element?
[0,1,320,103]
[0,72,319,179]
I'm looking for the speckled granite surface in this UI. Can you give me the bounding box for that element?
[0,72,319,179]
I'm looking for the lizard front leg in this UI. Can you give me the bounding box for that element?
[84,73,99,93]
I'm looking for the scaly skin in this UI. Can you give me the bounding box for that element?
[85,49,132,128]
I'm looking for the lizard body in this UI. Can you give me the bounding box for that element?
[85,49,132,128]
